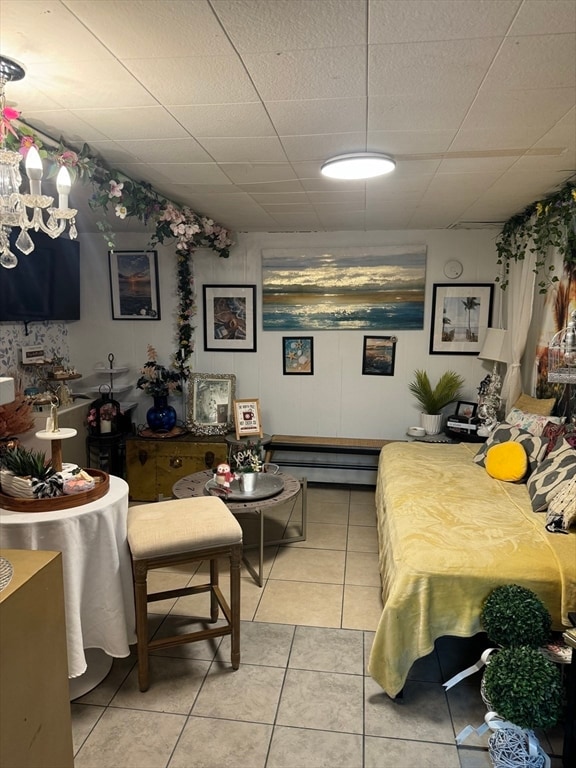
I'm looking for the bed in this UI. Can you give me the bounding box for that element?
[368,440,576,698]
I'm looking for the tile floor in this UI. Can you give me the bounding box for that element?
[71,483,565,768]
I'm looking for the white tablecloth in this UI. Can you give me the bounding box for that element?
[0,476,136,678]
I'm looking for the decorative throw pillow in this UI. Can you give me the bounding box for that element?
[473,424,548,474]
[505,408,565,437]
[513,394,556,417]
[542,421,576,457]
[545,476,576,532]
[526,439,576,512]
[485,441,528,482]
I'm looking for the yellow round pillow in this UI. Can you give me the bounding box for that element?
[485,441,528,482]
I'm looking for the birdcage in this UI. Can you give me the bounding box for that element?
[547,310,576,384]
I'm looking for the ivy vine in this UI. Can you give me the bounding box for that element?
[495,180,576,293]
[4,118,233,376]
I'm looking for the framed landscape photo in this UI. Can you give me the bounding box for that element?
[282,336,314,375]
[429,283,494,355]
[362,335,397,376]
[187,373,236,436]
[203,284,257,352]
[108,250,160,320]
[233,399,263,440]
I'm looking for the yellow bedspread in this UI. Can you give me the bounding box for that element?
[368,441,576,698]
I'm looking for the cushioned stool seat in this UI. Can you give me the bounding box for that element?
[127,496,243,691]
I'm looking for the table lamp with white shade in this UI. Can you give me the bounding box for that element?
[477,328,511,435]
[0,377,15,405]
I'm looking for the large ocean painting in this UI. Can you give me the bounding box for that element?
[261,246,426,331]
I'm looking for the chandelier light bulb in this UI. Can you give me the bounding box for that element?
[320,152,396,180]
[25,145,43,178]
[56,165,72,208]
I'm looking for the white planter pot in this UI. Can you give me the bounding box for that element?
[420,413,443,435]
[0,469,35,499]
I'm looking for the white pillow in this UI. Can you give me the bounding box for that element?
[505,407,565,437]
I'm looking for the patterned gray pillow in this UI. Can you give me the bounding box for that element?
[473,424,548,474]
[526,439,576,512]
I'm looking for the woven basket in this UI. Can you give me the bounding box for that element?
[0,470,35,499]
[488,726,548,768]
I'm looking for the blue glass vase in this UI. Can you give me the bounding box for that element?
[146,395,177,433]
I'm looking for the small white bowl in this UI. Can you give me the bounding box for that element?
[407,426,426,437]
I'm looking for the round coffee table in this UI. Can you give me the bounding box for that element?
[172,469,307,586]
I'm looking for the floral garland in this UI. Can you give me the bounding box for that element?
[3,112,233,374]
[496,181,576,293]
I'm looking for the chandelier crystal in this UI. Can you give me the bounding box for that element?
[0,56,77,269]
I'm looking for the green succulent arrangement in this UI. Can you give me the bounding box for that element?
[0,447,55,482]
[483,646,563,730]
[408,369,465,415]
[480,584,552,648]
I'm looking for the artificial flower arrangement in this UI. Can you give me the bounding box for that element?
[136,345,182,398]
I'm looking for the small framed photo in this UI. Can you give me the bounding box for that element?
[233,399,263,440]
[282,337,314,375]
[362,335,397,376]
[429,283,493,354]
[188,373,236,436]
[108,250,160,320]
[455,401,478,419]
[203,284,257,352]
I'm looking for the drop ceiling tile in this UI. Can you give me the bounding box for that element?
[248,192,310,204]
[243,47,366,101]
[461,88,575,132]
[262,203,314,214]
[298,176,367,192]
[196,137,288,163]
[531,107,576,149]
[511,150,576,172]
[306,190,366,205]
[366,174,433,195]
[71,107,189,140]
[119,138,214,164]
[23,111,110,143]
[219,163,298,184]
[267,98,366,136]
[364,212,414,229]
[367,129,456,155]
[508,0,576,35]
[369,38,501,98]
[425,172,504,195]
[280,133,367,162]
[437,157,519,174]
[449,126,560,152]
[85,143,143,166]
[365,188,424,205]
[482,35,576,90]
[0,0,116,62]
[269,211,323,229]
[125,57,259,105]
[368,92,472,132]
[6,81,67,113]
[67,0,236,58]
[315,211,368,229]
[237,180,307,194]
[169,103,276,138]
[369,0,520,43]
[23,60,157,109]
[145,163,232,185]
[213,0,367,51]
[388,161,441,177]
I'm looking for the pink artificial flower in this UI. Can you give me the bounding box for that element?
[2,106,20,121]
[58,150,79,167]
[108,180,124,198]
[18,135,37,158]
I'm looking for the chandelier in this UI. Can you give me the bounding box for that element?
[0,56,77,269]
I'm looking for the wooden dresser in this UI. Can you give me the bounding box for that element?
[125,433,227,501]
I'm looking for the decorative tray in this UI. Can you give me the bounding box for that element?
[0,469,109,513]
[205,474,284,502]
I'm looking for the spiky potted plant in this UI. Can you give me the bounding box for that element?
[408,369,465,435]
[0,446,60,499]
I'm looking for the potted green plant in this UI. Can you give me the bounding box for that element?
[0,446,59,498]
[480,584,552,648]
[408,369,465,434]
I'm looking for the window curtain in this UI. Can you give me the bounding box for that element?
[500,238,537,411]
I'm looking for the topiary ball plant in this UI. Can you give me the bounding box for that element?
[480,584,552,648]
[482,646,563,730]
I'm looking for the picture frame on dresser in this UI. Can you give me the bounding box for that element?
[233,399,263,440]
[429,283,493,355]
[202,284,257,352]
[188,373,236,436]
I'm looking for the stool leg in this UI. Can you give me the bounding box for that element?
[133,559,150,692]
[230,543,241,670]
[210,558,219,622]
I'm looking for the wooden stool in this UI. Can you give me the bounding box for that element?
[127,496,242,691]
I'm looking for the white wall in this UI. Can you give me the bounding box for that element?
[64,227,502,440]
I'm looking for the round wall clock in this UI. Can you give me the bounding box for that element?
[444,259,463,279]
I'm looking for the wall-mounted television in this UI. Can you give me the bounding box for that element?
[0,231,80,322]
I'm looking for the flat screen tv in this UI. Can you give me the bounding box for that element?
[0,231,80,322]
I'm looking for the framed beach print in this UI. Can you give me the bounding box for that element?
[282,337,314,375]
[429,283,494,355]
[187,373,236,436]
[108,250,160,320]
[362,336,397,376]
[203,284,257,352]
[233,399,263,440]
